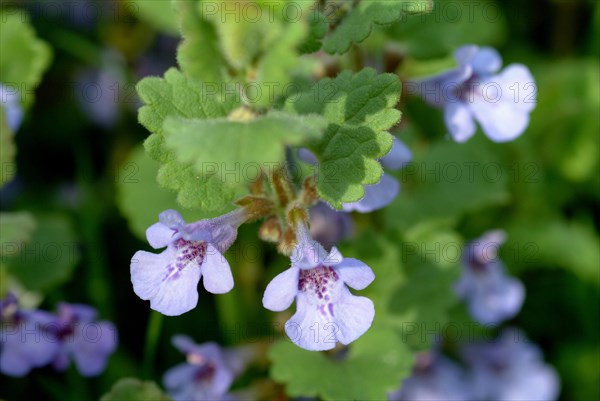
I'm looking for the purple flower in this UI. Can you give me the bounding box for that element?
[131,209,247,316]
[0,294,57,377]
[309,202,354,249]
[413,45,537,142]
[299,136,412,213]
[1,83,24,132]
[455,230,524,325]
[49,303,117,377]
[389,351,473,401]
[163,335,251,401]
[461,329,560,401]
[262,224,375,351]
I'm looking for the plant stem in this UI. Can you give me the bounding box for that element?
[142,311,163,379]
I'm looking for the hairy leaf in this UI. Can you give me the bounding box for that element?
[286,68,401,207]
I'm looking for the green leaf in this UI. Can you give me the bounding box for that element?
[100,378,171,401]
[1,215,80,291]
[269,328,413,400]
[164,111,327,170]
[323,0,433,54]
[175,0,229,84]
[0,212,36,257]
[286,68,401,207]
[0,108,16,187]
[299,11,328,54]
[116,146,222,241]
[385,134,511,231]
[0,9,52,107]
[130,0,178,35]
[137,68,240,210]
[505,219,600,285]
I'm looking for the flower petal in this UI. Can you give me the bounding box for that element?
[470,95,530,142]
[137,247,202,316]
[331,288,375,345]
[454,45,479,66]
[201,244,234,294]
[163,363,197,392]
[297,148,318,165]
[172,334,197,355]
[70,321,117,376]
[159,209,185,229]
[471,47,502,76]
[131,250,170,300]
[380,136,412,170]
[494,64,537,113]
[445,102,476,142]
[284,293,336,351]
[342,174,400,213]
[469,276,525,325]
[291,238,329,269]
[262,266,299,312]
[334,258,375,290]
[146,222,176,249]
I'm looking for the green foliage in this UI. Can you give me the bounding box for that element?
[0,8,52,107]
[323,0,433,54]
[0,212,36,257]
[385,134,511,231]
[505,219,600,285]
[164,111,326,175]
[269,328,413,400]
[1,215,80,291]
[0,109,16,187]
[286,68,401,207]
[130,0,179,35]
[175,0,309,108]
[300,11,328,54]
[100,378,172,401]
[137,68,239,210]
[116,146,219,241]
[387,0,507,59]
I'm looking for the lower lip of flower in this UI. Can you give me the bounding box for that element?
[165,239,207,280]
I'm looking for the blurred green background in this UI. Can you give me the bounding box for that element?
[0,0,598,400]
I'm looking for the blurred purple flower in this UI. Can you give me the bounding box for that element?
[455,230,524,325]
[0,293,57,377]
[389,351,473,401]
[131,209,247,316]
[413,45,536,142]
[461,328,560,401]
[0,83,24,132]
[163,335,251,401]
[262,224,375,351]
[309,202,354,249]
[48,303,117,377]
[299,136,412,213]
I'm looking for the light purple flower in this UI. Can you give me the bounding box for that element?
[49,303,117,377]
[455,230,524,325]
[413,45,536,142]
[389,351,474,401]
[262,224,375,351]
[131,209,247,316]
[309,201,354,249]
[0,83,24,132]
[461,329,560,401]
[0,293,57,377]
[299,136,412,213]
[163,335,251,401]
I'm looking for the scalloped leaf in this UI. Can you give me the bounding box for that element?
[163,111,327,191]
[323,0,433,54]
[269,328,413,400]
[137,68,240,210]
[285,68,401,207]
[0,9,52,107]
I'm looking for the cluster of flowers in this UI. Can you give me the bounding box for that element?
[131,208,377,351]
[0,293,117,377]
[390,329,559,401]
